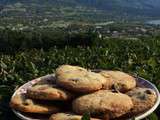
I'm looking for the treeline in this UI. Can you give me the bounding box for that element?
[0,28,98,53]
[1,27,160,53]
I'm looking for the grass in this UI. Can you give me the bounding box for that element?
[0,38,160,120]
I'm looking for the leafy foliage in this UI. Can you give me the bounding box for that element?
[0,33,160,120]
[148,113,159,120]
[0,28,98,53]
[81,112,90,120]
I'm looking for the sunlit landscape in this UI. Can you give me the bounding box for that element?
[0,0,160,120]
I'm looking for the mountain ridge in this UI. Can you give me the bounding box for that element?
[1,0,160,21]
[1,0,160,9]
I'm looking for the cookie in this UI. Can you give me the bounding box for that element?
[56,65,88,76]
[72,90,133,119]
[10,94,60,114]
[49,113,100,120]
[27,83,74,101]
[56,65,108,93]
[126,87,157,115]
[100,71,136,92]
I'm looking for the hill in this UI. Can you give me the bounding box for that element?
[0,0,160,25]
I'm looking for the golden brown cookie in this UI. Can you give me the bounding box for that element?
[27,83,74,101]
[56,65,109,93]
[56,65,88,75]
[72,90,133,119]
[49,113,100,120]
[10,94,60,114]
[126,87,157,115]
[100,71,136,92]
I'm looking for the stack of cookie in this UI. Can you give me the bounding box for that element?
[10,65,157,120]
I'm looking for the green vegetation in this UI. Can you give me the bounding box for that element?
[0,28,97,53]
[0,29,160,119]
[82,113,90,120]
[1,1,160,120]
[1,0,160,28]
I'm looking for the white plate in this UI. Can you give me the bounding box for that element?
[11,74,160,120]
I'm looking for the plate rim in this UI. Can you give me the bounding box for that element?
[133,77,160,120]
[11,74,160,120]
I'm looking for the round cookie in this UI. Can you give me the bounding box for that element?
[126,87,157,115]
[100,71,136,92]
[49,113,100,120]
[56,65,109,93]
[56,71,108,93]
[72,90,133,119]
[27,84,74,101]
[10,94,60,114]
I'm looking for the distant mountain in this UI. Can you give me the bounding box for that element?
[76,0,160,16]
[1,0,160,9]
[0,0,160,22]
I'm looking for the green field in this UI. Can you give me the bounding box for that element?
[0,34,160,119]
